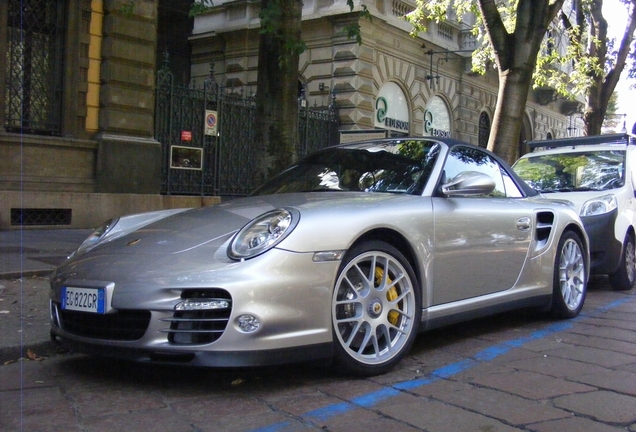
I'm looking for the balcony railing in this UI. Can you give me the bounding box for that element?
[391,0,414,18]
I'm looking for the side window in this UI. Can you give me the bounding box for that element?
[501,163,523,197]
[442,146,506,197]
[628,148,636,193]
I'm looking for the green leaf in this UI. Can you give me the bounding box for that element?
[190,1,215,17]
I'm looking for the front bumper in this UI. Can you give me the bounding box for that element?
[50,332,333,367]
[49,248,339,367]
[581,209,622,274]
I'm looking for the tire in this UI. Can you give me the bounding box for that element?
[332,240,421,376]
[609,234,636,291]
[551,231,587,319]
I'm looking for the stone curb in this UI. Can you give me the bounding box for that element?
[0,269,54,280]
[0,339,62,364]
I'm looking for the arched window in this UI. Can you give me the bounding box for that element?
[478,112,490,148]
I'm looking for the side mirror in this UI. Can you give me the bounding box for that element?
[441,171,496,196]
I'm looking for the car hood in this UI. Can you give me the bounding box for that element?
[87,192,402,256]
[537,189,622,214]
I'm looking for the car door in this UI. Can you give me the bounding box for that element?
[431,145,533,305]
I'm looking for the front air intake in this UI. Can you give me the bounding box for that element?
[163,289,233,345]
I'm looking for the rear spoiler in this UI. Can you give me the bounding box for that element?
[525,133,635,151]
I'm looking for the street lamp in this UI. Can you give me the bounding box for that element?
[567,115,582,137]
[620,114,627,133]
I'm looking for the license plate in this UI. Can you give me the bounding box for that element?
[62,286,105,314]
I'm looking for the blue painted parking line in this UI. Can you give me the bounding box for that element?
[250,296,633,432]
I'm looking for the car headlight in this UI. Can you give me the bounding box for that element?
[580,194,617,217]
[228,208,299,260]
[71,218,119,258]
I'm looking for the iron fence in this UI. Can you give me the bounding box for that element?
[155,61,340,197]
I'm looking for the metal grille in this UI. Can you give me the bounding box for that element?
[164,289,232,345]
[5,0,66,135]
[215,94,255,196]
[56,307,151,341]
[298,97,340,158]
[11,208,72,226]
[155,67,214,196]
[155,58,340,197]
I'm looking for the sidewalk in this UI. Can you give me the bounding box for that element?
[0,229,91,363]
[0,229,91,279]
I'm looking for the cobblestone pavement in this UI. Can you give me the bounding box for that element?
[1,275,635,432]
[0,277,57,363]
[0,228,91,363]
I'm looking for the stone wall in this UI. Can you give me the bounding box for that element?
[0,0,223,231]
[0,191,220,230]
[96,0,162,194]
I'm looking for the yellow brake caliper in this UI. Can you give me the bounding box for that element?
[375,267,399,326]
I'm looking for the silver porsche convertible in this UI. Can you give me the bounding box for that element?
[50,137,589,375]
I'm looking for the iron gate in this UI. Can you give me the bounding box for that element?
[155,62,340,197]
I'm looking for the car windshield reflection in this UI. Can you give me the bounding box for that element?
[252,139,442,196]
[513,150,626,193]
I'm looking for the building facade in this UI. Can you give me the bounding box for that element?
[191,0,583,150]
[1,0,583,229]
[0,0,212,229]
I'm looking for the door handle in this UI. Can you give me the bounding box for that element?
[517,217,531,231]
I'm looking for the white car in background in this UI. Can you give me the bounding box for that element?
[514,133,636,291]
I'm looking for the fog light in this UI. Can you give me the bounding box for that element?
[175,298,230,311]
[237,314,260,333]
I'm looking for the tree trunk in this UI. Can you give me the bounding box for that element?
[478,0,564,164]
[252,0,302,189]
[584,0,636,136]
[489,67,533,164]
[583,108,607,135]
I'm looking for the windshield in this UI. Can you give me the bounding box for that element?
[513,150,625,193]
[252,139,442,196]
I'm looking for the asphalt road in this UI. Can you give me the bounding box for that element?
[1,275,635,432]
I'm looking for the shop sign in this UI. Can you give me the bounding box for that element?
[375,82,410,133]
[424,96,451,137]
[424,110,451,137]
[181,130,192,141]
[340,129,388,144]
[376,97,409,132]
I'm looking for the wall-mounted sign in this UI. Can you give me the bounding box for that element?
[375,82,410,133]
[204,110,218,136]
[181,130,192,141]
[424,96,451,137]
[340,129,388,144]
[170,145,203,170]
